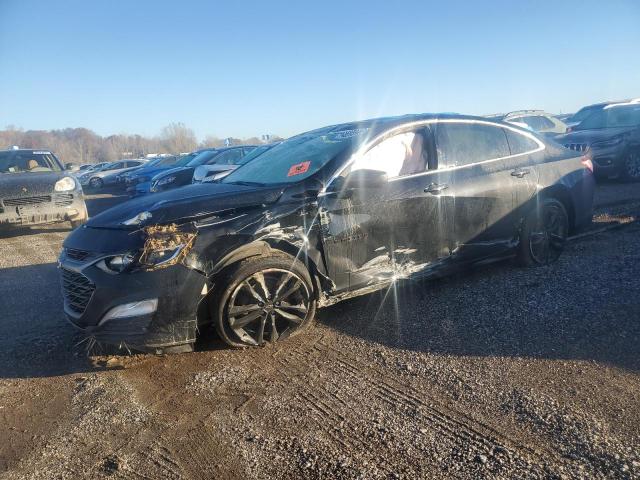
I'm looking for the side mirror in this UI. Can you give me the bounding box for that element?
[65,163,75,170]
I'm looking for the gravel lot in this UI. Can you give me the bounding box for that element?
[0,183,639,479]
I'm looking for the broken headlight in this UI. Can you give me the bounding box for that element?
[139,224,197,269]
[96,253,136,274]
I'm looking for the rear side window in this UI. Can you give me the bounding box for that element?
[520,115,554,130]
[504,129,539,155]
[434,122,510,168]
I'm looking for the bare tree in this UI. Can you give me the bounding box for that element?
[160,122,197,153]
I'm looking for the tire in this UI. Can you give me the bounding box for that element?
[621,149,640,182]
[212,252,316,347]
[517,197,569,267]
[89,177,103,189]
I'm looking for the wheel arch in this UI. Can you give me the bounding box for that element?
[207,238,328,299]
[536,184,576,231]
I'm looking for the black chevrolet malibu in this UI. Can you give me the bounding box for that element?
[59,114,595,353]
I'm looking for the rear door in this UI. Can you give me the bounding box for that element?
[432,120,518,261]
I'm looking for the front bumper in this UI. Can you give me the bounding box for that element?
[0,191,88,228]
[59,229,207,351]
[60,257,206,351]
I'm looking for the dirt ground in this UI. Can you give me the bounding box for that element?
[0,183,639,479]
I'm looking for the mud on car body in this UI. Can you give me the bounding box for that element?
[1,149,88,229]
[59,114,595,353]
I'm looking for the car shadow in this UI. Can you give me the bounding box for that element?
[316,254,640,372]
[0,262,97,379]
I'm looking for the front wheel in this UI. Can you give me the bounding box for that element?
[518,198,569,267]
[213,252,316,347]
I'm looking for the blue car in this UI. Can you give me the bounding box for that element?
[136,146,257,195]
[124,152,204,195]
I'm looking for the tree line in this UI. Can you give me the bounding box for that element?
[0,123,283,165]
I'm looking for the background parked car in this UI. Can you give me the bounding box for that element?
[489,110,568,137]
[147,146,257,194]
[556,103,640,181]
[59,113,594,353]
[192,143,279,184]
[0,148,88,229]
[564,98,640,131]
[78,159,147,189]
[125,152,201,195]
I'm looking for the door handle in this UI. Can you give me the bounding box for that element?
[424,183,449,194]
[511,168,531,178]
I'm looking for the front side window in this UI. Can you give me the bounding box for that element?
[504,129,540,155]
[350,130,430,178]
[434,122,510,167]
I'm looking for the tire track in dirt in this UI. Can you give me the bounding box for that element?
[270,332,560,476]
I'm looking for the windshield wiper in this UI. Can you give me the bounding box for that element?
[227,181,268,187]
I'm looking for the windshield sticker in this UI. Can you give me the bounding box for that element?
[287,161,311,177]
[328,128,369,140]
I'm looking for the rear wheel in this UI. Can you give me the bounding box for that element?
[621,149,640,182]
[518,198,569,266]
[213,253,316,347]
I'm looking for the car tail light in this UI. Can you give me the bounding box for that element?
[581,152,593,173]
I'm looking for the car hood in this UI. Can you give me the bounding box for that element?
[130,166,174,179]
[153,166,190,179]
[86,182,285,228]
[556,126,637,144]
[0,171,68,198]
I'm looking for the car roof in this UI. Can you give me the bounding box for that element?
[0,148,54,154]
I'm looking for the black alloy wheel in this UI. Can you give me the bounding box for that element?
[214,254,316,347]
[519,198,569,266]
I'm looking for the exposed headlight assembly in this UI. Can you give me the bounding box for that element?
[139,224,198,270]
[54,176,77,192]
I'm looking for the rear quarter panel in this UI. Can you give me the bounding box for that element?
[536,142,595,230]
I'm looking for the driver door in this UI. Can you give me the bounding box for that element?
[318,127,453,291]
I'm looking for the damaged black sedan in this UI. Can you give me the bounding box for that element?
[59,114,595,353]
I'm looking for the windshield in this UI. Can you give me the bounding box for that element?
[186,150,219,167]
[223,127,369,186]
[576,105,640,130]
[236,144,273,165]
[571,105,603,123]
[0,151,62,174]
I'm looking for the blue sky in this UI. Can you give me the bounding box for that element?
[1,0,639,140]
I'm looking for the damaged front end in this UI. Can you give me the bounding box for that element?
[60,221,207,354]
